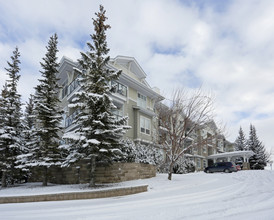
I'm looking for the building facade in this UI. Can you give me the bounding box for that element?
[57,55,164,146]
[188,123,236,171]
[57,55,237,172]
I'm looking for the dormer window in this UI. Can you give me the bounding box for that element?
[137,93,146,109]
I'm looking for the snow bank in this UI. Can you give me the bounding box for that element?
[0,170,274,220]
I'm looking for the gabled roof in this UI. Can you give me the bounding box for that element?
[110,56,147,80]
[58,56,78,73]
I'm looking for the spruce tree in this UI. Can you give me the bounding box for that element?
[16,95,35,174]
[248,124,268,169]
[63,5,129,186]
[234,127,248,151]
[0,48,23,187]
[29,34,63,186]
[0,84,9,187]
[23,95,35,144]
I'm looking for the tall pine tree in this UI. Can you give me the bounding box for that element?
[0,48,23,187]
[63,5,129,186]
[248,124,268,169]
[234,126,248,151]
[29,34,63,186]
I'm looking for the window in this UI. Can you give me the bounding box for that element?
[197,158,201,168]
[203,159,207,168]
[137,93,147,109]
[111,106,123,120]
[140,116,151,135]
[203,146,207,153]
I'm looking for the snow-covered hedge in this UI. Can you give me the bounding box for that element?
[158,157,196,174]
[116,139,164,166]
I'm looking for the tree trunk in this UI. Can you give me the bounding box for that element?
[168,162,174,180]
[168,172,172,180]
[1,171,7,188]
[89,156,96,187]
[43,166,48,186]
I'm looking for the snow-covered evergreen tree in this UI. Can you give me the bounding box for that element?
[0,48,23,187]
[63,5,129,186]
[28,34,63,186]
[0,84,9,187]
[248,124,268,169]
[16,95,35,174]
[234,127,248,151]
[23,95,35,137]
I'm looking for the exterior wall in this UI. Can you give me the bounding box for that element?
[57,56,164,146]
[29,162,156,184]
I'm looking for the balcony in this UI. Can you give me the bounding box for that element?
[111,81,127,97]
[67,75,80,98]
[65,109,80,128]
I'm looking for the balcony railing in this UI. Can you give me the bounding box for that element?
[65,110,80,128]
[111,81,127,97]
[64,77,126,99]
[67,75,80,97]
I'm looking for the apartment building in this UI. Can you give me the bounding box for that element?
[57,55,236,172]
[57,55,164,145]
[189,121,236,171]
[190,121,223,171]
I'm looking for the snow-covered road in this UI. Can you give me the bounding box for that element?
[0,170,274,220]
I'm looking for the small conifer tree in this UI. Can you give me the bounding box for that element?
[234,127,248,151]
[248,124,268,169]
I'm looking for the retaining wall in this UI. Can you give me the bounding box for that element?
[0,185,148,204]
[29,162,156,184]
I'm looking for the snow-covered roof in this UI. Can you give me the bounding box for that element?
[207,151,254,159]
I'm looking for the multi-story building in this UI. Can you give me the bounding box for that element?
[185,121,224,171]
[157,102,228,172]
[57,55,240,172]
[57,55,164,145]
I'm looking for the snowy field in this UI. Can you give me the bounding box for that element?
[0,170,274,220]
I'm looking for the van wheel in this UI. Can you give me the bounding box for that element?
[224,169,230,173]
[206,170,210,173]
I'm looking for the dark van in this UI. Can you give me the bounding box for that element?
[204,162,238,173]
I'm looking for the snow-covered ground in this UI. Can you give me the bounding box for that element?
[0,170,274,220]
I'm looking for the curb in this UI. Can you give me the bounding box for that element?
[0,185,148,204]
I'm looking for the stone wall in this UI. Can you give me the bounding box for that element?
[95,162,156,184]
[29,162,156,184]
[0,185,148,204]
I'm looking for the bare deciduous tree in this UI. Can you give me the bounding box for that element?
[156,88,215,180]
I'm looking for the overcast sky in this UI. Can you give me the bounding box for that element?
[0,0,274,153]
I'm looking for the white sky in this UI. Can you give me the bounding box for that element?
[0,0,274,152]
